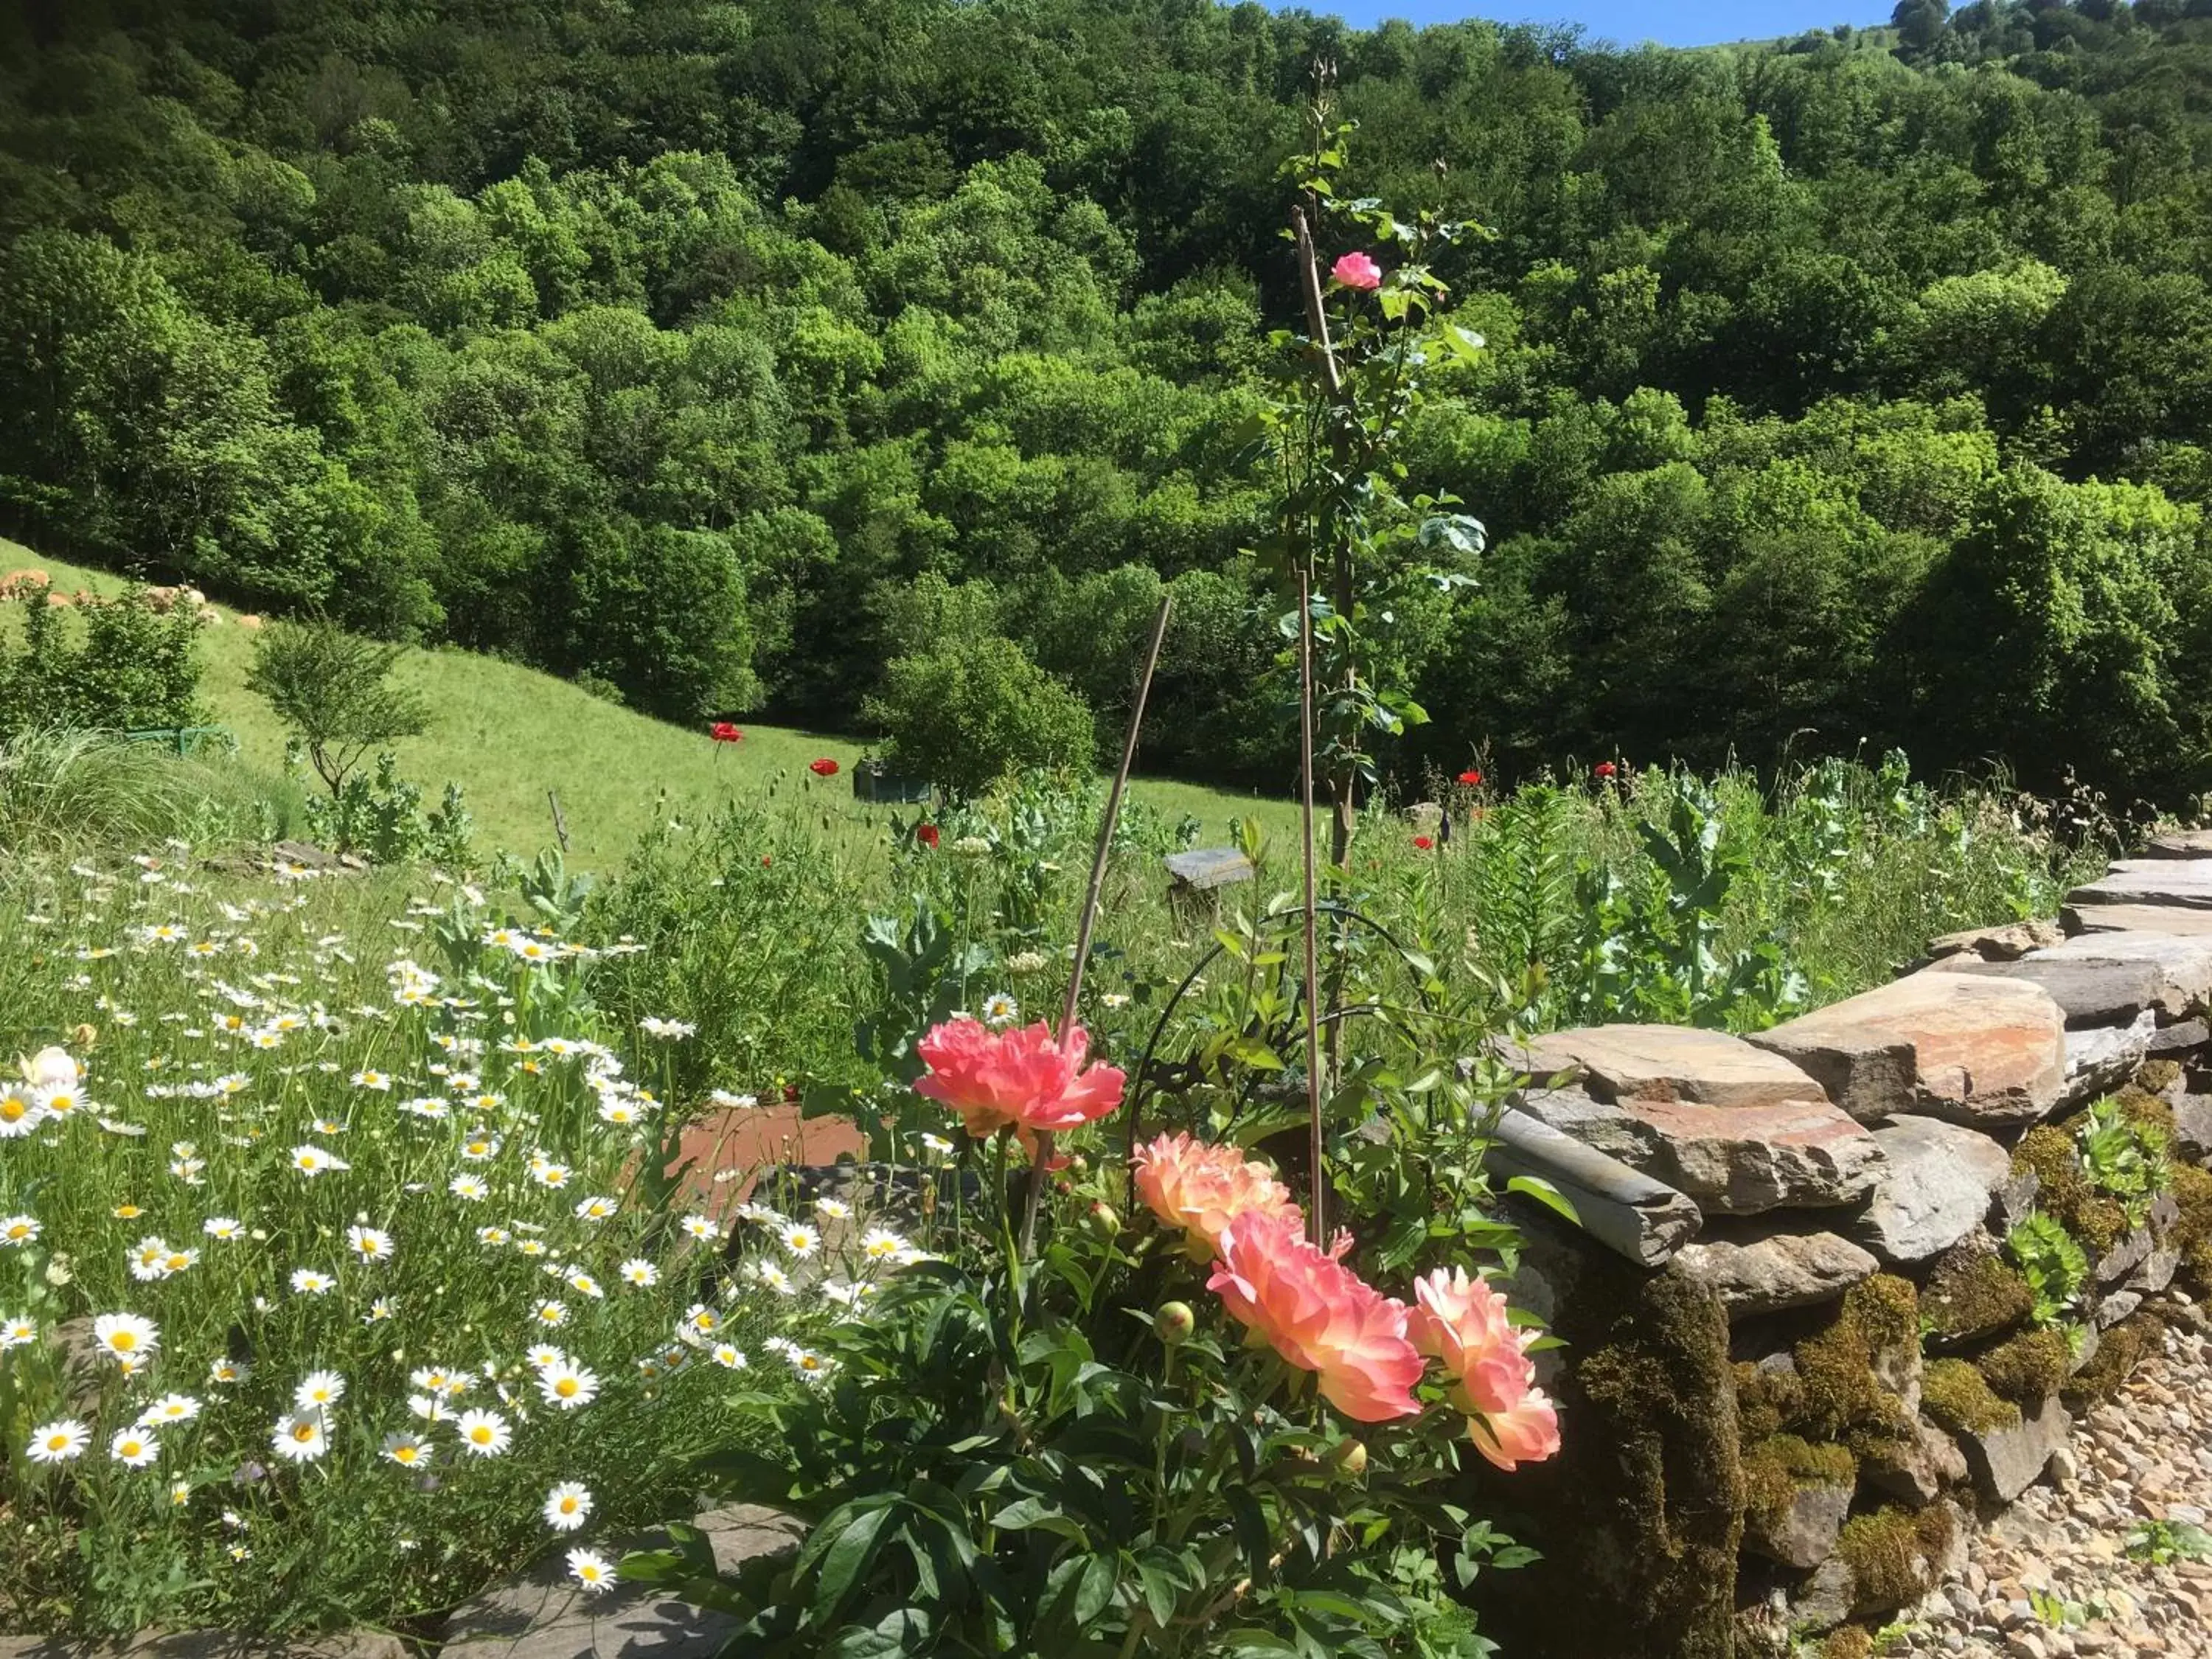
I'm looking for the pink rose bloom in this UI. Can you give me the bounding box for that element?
[1208,1211,1422,1423]
[914,1018,1125,1150]
[1133,1132,1301,1260]
[1468,1389,1561,1472]
[1331,251,1383,291]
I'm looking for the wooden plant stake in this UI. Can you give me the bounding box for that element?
[1017,594,1174,1259]
[547,790,570,855]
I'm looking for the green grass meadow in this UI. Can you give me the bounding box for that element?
[3,543,1298,869]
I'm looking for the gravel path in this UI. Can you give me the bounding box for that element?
[1898,1297,2212,1658]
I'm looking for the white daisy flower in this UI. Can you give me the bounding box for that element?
[92,1312,158,1363]
[295,1371,345,1411]
[537,1361,600,1411]
[289,1268,335,1296]
[678,1214,718,1241]
[567,1548,616,1594]
[381,1431,431,1468]
[271,1412,328,1463]
[109,1427,161,1468]
[572,1195,617,1222]
[139,1394,201,1427]
[543,1482,594,1532]
[709,1344,747,1371]
[1,1313,35,1349]
[618,1259,659,1288]
[449,1174,489,1202]
[289,1144,349,1177]
[779,1225,821,1259]
[454,1408,512,1457]
[26,1419,90,1463]
[1,1214,44,1248]
[204,1217,243,1240]
[346,1225,394,1262]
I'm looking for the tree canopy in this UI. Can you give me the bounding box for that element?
[6,0,2212,801]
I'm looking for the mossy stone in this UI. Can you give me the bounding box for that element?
[2065,1311,2161,1405]
[1921,1357,2020,1436]
[1922,1245,2035,1343]
[1791,1275,1919,1441]
[1733,1359,1801,1444]
[1469,1237,1740,1659]
[1835,1504,1956,1612]
[2013,1123,2128,1255]
[1820,1627,1874,1659]
[2172,1164,2212,1285]
[1978,1327,2073,1404]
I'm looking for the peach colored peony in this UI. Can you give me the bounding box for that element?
[1208,1211,1422,1423]
[1332,251,1383,291]
[1133,1132,1300,1259]
[1467,1389,1560,1472]
[914,1018,1125,1149]
[1410,1265,1559,1470]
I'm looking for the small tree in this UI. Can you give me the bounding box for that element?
[863,636,1094,798]
[246,616,431,796]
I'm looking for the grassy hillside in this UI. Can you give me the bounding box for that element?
[2,543,1298,868]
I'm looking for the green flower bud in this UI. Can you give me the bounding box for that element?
[1156,1301,1195,1346]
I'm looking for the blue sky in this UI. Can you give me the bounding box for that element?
[1301,1,1897,49]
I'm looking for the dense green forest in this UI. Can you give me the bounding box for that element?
[5,0,2212,801]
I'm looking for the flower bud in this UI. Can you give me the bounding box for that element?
[1156,1301,1195,1346]
[1330,1439,1368,1477]
[1085,1201,1121,1239]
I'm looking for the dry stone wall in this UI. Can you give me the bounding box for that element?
[1486,830,2212,1658]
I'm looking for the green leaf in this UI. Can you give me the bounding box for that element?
[808,1500,898,1625]
[1506,1175,1580,1225]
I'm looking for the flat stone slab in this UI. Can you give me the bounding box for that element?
[1950,1393,2070,1503]
[1852,1116,2012,1265]
[1515,1083,1882,1214]
[1928,956,2166,1029]
[2061,1012,2157,1105]
[1923,919,2063,964]
[1674,1224,1878,1320]
[2022,932,2212,1018]
[441,1504,801,1659]
[2067,861,2212,912]
[1746,973,2065,1125]
[2142,829,2212,859]
[2064,902,2212,939]
[1505,1024,1827,1107]
[1164,848,1254,891]
[2173,1093,2212,1158]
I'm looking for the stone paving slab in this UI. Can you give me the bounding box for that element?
[2069,863,2212,913]
[1930,956,2168,1029]
[2028,933,2212,1019]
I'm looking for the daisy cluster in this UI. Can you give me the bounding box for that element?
[0,858,846,1619]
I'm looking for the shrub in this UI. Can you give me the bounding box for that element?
[863,634,1096,798]
[0,580,205,737]
[246,616,431,796]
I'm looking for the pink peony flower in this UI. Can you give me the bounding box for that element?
[1133,1132,1301,1260]
[1208,1211,1422,1423]
[1410,1265,1560,1470]
[1467,1389,1561,1472]
[1331,251,1383,291]
[914,1018,1125,1150]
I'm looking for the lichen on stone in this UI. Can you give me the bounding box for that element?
[1818,1627,1874,1659]
[1921,1246,2035,1343]
[2134,1059,2182,1096]
[1975,1326,2071,1404]
[1921,1357,2019,1435]
[1835,1505,1955,1612]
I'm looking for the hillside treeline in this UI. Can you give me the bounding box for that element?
[5,0,2212,800]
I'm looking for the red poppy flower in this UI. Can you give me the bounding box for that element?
[916,823,940,849]
[808,757,839,778]
[1593,761,1618,780]
[759,854,773,868]
[709,722,743,743]
[1458,769,1483,787]
[1413,835,1435,851]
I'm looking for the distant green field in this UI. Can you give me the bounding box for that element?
[2,543,1299,868]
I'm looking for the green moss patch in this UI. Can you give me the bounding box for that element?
[1741,1434,1856,1538]
[1819,1627,1874,1659]
[1922,1247,2035,1343]
[1790,1276,1920,1441]
[1977,1327,2072,1404]
[2173,1164,2212,1285]
[1836,1505,1956,1612]
[2014,1124,2128,1255]
[2132,1058,2181,1096]
[1921,1358,2020,1436]
[2066,1312,2160,1405]
[1732,1360,1801,1444]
